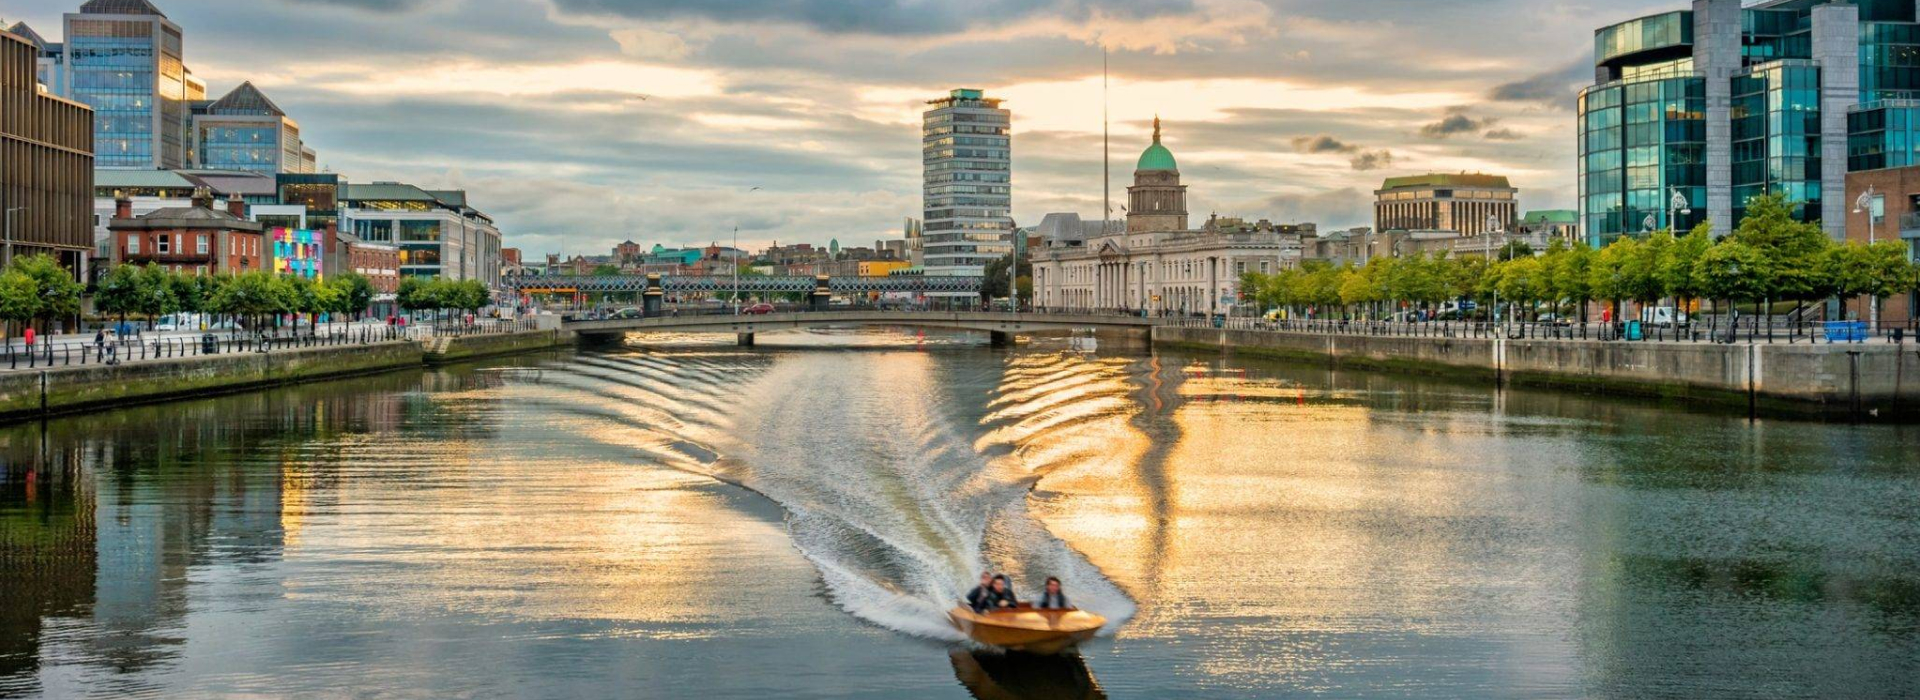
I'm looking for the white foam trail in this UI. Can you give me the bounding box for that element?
[541,342,1147,641]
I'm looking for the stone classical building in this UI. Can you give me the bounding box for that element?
[1033,120,1287,316]
[1374,173,1518,237]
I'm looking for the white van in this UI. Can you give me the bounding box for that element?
[1646,307,1689,327]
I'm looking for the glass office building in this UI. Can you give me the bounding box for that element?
[922,88,1012,298]
[1578,0,1920,245]
[191,82,312,174]
[1847,101,1920,171]
[62,0,188,169]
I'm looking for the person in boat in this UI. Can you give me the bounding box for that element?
[983,574,1020,610]
[1036,577,1071,610]
[965,571,994,613]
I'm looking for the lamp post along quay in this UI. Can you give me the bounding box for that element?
[1669,187,1691,235]
[1485,214,1502,327]
[1855,185,1881,330]
[2,207,24,268]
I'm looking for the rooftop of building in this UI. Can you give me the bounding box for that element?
[1379,173,1514,191]
[5,21,46,48]
[1522,209,1579,224]
[1138,117,1179,172]
[94,169,279,196]
[78,0,168,17]
[203,82,288,118]
[927,87,1004,108]
[113,195,264,232]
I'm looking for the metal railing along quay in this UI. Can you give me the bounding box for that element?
[0,318,541,372]
[1162,315,1919,346]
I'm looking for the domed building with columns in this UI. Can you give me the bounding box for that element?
[1033,119,1292,316]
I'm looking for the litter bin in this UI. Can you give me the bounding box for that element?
[1625,320,1644,341]
[201,333,219,355]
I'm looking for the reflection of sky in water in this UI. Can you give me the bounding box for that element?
[0,334,1915,699]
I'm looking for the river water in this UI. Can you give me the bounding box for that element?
[1,328,1916,699]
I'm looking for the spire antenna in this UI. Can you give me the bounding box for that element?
[1153,115,1161,143]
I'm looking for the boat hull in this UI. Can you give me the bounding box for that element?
[948,607,1105,654]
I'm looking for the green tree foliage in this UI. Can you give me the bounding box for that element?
[1693,240,1770,305]
[11,255,81,325]
[135,264,177,327]
[982,254,1032,302]
[1730,193,1830,302]
[94,263,143,321]
[397,276,427,312]
[332,273,376,319]
[0,270,41,337]
[209,271,291,324]
[1237,196,1901,324]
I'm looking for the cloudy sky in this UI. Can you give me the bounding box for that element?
[15,0,1681,256]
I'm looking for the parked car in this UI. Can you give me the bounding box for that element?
[609,307,645,320]
[742,303,776,315]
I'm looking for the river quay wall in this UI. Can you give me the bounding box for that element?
[425,330,575,365]
[1153,326,1920,417]
[0,330,575,423]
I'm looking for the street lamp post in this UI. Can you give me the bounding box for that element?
[2,207,24,268]
[731,225,741,315]
[1485,214,1502,330]
[1668,187,1691,234]
[1854,185,1880,331]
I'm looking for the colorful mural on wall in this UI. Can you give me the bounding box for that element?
[272,227,324,279]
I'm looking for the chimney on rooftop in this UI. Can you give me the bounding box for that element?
[114,191,132,220]
[190,187,214,211]
[227,197,246,219]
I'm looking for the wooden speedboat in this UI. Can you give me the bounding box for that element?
[948,605,1106,654]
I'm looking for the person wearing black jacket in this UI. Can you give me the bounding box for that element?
[983,575,1019,610]
[964,571,994,613]
[1037,577,1071,610]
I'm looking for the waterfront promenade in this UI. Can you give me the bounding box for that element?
[4,307,1914,422]
[0,319,568,422]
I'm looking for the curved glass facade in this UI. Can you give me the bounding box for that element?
[1582,0,1920,244]
[1579,76,1706,244]
[1596,12,1693,68]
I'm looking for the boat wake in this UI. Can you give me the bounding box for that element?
[508,335,1152,641]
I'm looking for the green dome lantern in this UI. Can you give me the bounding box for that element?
[1136,116,1178,172]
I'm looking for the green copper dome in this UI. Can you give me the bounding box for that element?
[1136,117,1178,171]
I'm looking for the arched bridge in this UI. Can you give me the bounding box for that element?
[565,311,1158,345]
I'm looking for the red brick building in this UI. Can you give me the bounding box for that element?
[613,240,642,265]
[347,239,400,294]
[108,189,264,275]
[1843,167,1920,326]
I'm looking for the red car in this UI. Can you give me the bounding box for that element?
[741,303,776,315]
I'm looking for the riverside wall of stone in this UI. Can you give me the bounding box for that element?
[1153,326,1920,417]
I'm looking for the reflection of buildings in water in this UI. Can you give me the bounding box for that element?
[949,649,1106,700]
[0,456,96,689]
[0,364,496,688]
